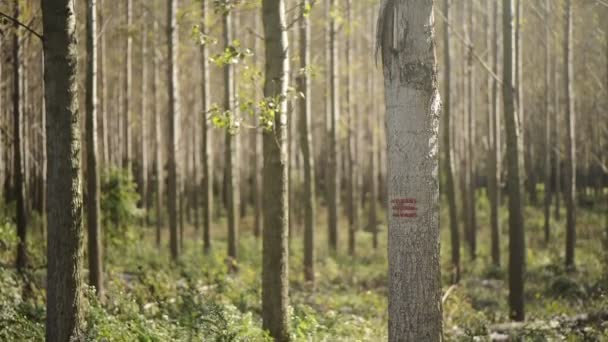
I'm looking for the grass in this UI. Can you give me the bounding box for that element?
[0,189,607,340]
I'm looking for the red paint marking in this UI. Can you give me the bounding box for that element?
[391,198,417,218]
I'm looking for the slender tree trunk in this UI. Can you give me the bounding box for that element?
[42,0,85,339]
[327,0,340,253]
[443,0,461,283]
[379,0,442,338]
[298,0,315,283]
[503,0,526,321]
[141,12,149,226]
[13,2,27,273]
[489,0,501,266]
[367,6,378,249]
[153,17,163,248]
[466,0,477,260]
[223,9,239,265]
[167,0,180,260]
[261,0,290,340]
[123,0,133,170]
[201,0,212,253]
[543,0,552,244]
[86,0,104,298]
[345,0,358,256]
[564,0,576,270]
[554,48,561,221]
[99,0,109,169]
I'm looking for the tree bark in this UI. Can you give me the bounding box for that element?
[167,0,180,260]
[13,1,27,273]
[503,0,526,322]
[123,0,133,170]
[261,0,290,340]
[489,0,501,267]
[298,0,315,283]
[443,0,461,283]
[564,0,576,270]
[86,0,104,298]
[224,9,239,264]
[345,0,357,256]
[466,0,477,260]
[141,11,149,226]
[201,0,212,253]
[543,0,552,244]
[153,16,163,248]
[42,0,85,339]
[378,0,442,339]
[327,0,340,253]
[367,6,378,249]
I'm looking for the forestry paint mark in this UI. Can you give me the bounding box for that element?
[391,198,417,218]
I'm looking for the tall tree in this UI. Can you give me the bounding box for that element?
[12,0,27,273]
[443,0,461,283]
[261,0,290,339]
[201,0,212,253]
[223,7,239,264]
[298,0,315,282]
[503,0,526,321]
[167,0,181,260]
[42,0,85,339]
[327,0,340,252]
[564,0,576,270]
[153,16,163,248]
[543,0,552,243]
[140,10,149,225]
[124,0,133,169]
[86,0,103,297]
[378,0,442,339]
[345,0,357,256]
[465,0,477,260]
[367,5,379,249]
[489,0,501,266]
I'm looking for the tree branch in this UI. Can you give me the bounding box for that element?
[0,11,43,41]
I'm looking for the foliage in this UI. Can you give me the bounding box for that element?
[100,168,142,248]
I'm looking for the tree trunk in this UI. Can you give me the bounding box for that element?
[298,0,315,283]
[201,0,212,253]
[554,44,561,221]
[153,16,163,249]
[13,1,27,273]
[141,11,149,226]
[261,0,290,340]
[367,6,378,249]
[503,0,526,322]
[99,0,109,169]
[345,0,358,257]
[327,0,340,253]
[443,0,461,283]
[489,0,501,267]
[224,9,239,264]
[543,0,552,244]
[378,0,442,339]
[86,0,104,298]
[564,0,576,270]
[42,0,85,339]
[167,0,180,260]
[123,0,133,170]
[466,0,477,260]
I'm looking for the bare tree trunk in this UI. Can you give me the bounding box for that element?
[444,0,461,283]
[153,16,163,249]
[466,0,477,260]
[554,47,561,221]
[345,0,358,256]
[564,0,576,270]
[167,0,181,260]
[489,0,501,266]
[223,9,240,265]
[100,0,109,169]
[86,0,104,298]
[327,0,340,253]
[123,0,133,170]
[367,6,378,249]
[503,0,526,322]
[201,0,212,253]
[141,11,149,227]
[543,0,552,244]
[298,0,315,283]
[42,0,84,339]
[378,0,442,339]
[13,2,27,273]
[261,0,290,339]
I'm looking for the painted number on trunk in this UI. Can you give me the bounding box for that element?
[391,198,417,218]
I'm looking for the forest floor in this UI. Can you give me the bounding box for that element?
[0,190,607,341]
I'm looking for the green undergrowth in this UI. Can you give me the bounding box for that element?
[1,186,607,340]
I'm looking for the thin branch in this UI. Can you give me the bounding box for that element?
[436,8,503,86]
[0,11,43,41]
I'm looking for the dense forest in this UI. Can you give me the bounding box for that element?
[0,0,607,340]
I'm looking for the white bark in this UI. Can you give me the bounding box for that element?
[378,0,442,340]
